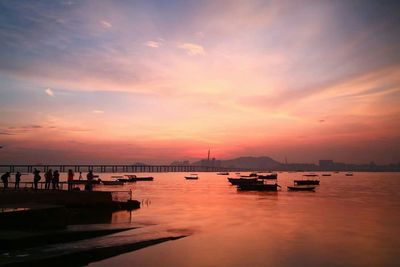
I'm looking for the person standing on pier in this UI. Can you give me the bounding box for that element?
[15,171,21,189]
[67,169,74,191]
[33,168,41,191]
[1,172,10,190]
[79,171,83,180]
[44,169,52,190]
[52,170,60,190]
[86,170,94,191]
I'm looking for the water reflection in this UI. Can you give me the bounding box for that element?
[89,172,400,267]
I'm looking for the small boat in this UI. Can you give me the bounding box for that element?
[257,173,278,179]
[135,177,154,181]
[100,180,125,186]
[321,174,332,176]
[217,172,229,175]
[240,172,258,178]
[237,183,279,191]
[288,185,316,191]
[185,174,199,180]
[303,174,318,177]
[227,177,262,185]
[123,175,154,181]
[345,173,353,176]
[294,179,320,185]
[117,178,135,183]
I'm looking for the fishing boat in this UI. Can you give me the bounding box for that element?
[121,175,154,181]
[227,177,262,185]
[257,173,278,179]
[240,172,258,178]
[185,174,199,180]
[217,172,229,175]
[237,183,279,191]
[294,179,320,185]
[345,173,353,176]
[293,174,320,185]
[288,185,316,191]
[117,178,135,182]
[100,180,125,186]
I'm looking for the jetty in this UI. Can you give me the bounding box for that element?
[0,164,240,173]
[0,189,140,230]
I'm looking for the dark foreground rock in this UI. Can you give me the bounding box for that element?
[1,235,186,266]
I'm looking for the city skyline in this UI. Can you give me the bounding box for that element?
[1,0,400,164]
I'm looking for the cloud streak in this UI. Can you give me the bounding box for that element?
[45,88,54,97]
[145,41,162,48]
[100,20,112,29]
[177,43,205,55]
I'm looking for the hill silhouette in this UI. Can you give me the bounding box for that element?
[192,156,282,170]
[220,156,282,169]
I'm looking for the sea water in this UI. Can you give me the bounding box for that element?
[4,171,400,266]
[88,172,400,267]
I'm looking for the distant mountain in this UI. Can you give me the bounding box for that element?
[220,156,282,169]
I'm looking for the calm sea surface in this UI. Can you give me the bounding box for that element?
[14,171,400,266]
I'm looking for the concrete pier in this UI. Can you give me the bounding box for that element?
[0,164,242,173]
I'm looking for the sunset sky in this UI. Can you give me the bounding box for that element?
[0,0,399,164]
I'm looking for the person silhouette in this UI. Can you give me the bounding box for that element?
[33,168,41,191]
[1,172,10,190]
[67,169,74,191]
[52,170,60,190]
[15,171,21,189]
[45,169,52,190]
[86,170,94,191]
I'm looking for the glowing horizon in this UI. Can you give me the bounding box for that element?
[0,0,399,164]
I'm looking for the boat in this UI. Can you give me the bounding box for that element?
[117,178,135,183]
[303,174,318,177]
[135,177,154,181]
[257,173,278,179]
[321,174,332,176]
[185,174,199,180]
[237,183,279,191]
[240,172,258,178]
[122,175,154,181]
[288,185,316,191]
[345,173,353,176]
[217,172,229,175]
[227,177,262,185]
[100,180,125,186]
[294,179,320,185]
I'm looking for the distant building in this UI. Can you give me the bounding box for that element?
[197,158,221,167]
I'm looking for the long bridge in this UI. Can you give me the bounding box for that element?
[0,164,245,173]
